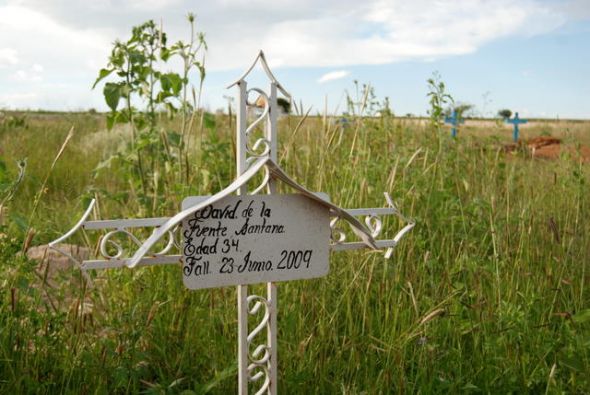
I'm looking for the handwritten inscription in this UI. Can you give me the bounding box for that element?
[181,194,330,290]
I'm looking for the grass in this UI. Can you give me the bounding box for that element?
[0,110,589,393]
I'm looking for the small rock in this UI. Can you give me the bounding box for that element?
[27,243,90,280]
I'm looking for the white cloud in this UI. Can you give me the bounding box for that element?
[318,70,350,83]
[0,5,110,70]
[0,92,39,109]
[0,0,578,110]
[0,4,111,109]
[5,0,569,72]
[0,48,18,68]
[200,0,567,70]
[561,0,590,20]
[11,67,43,82]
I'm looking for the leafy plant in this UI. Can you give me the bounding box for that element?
[0,115,27,130]
[92,14,206,215]
[345,80,381,117]
[427,71,453,131]
[0,159,25,206]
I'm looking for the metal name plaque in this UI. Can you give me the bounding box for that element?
[181,194,330,290]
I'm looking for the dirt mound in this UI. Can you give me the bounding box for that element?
[532,144,561,160]
[25,244,93,318]
[527,136,561,150]
[502,142,519,153]
[27,243,90,285]
[502,136,590,163]
[534,144,590,163]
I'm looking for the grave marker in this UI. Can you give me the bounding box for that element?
[181,194,330,289]
[506,112,528,142]
[50,50,414,394]
[445,110,464,137]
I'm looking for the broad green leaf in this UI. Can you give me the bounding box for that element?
[129,50,145,65]
[160,74,171,91]
[161,72,182,95]
[169,73,183,95]
[92,68,113,89]
[160,47,169,61]
[103,83,122,112]
[106,112,117,130]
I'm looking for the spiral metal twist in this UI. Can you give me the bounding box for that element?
[330,214,384,244]
[364,215,383,238]
[245,88,271,158]
[330,217,347,244]
[245,157,270,195]
[246,295,272,394]
[99,227,178,260]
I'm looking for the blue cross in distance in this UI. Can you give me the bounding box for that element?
[505,112,528,142]
[444,110,464,137]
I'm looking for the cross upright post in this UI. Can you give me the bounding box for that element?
[229,51,288,394]
[444,110,464,137]
[506,112,528,142]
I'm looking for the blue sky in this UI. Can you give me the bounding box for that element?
[0,0,589,119]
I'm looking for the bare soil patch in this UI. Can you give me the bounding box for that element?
[503,136,590,163]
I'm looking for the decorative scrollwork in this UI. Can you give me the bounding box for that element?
[246,295,272,394]
[364,214,383,238]
[245,157,270,195]
[330,217,346,244]
[151,227,179,256]
[100,229,142,259]
[248,365,270,395]
[245,88,271,158]
[328,193,414,258]
[99,227,179,260]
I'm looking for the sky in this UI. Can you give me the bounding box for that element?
[0,0,589,119]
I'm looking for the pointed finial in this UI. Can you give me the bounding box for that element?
[227,50,291,99]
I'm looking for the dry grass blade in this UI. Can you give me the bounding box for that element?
[280,106,312,162]
[23,127,74,252]
[419,308,446,325]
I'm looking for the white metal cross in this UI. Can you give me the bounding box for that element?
[49,51,414,395]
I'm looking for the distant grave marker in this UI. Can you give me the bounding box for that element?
[445,110,464,137]
[50,51,414,394]
[506,112,528,142]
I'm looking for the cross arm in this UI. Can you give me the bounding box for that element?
[331,193,414,258]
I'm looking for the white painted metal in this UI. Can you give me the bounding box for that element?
[227,50,290,98]
[181,194,330,290]
[81,255,181,270]
[48,199,95,248]
[266,281,277,395]
[126,156,379,269]
[83,217,169,229]
[265,81,278,395]
[237,283,249,395]
[236,77,250,395]
[48,50,415,395]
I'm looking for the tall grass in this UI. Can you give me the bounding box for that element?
[0,111,588,393]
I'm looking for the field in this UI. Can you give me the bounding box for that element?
[0,111,589,393]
